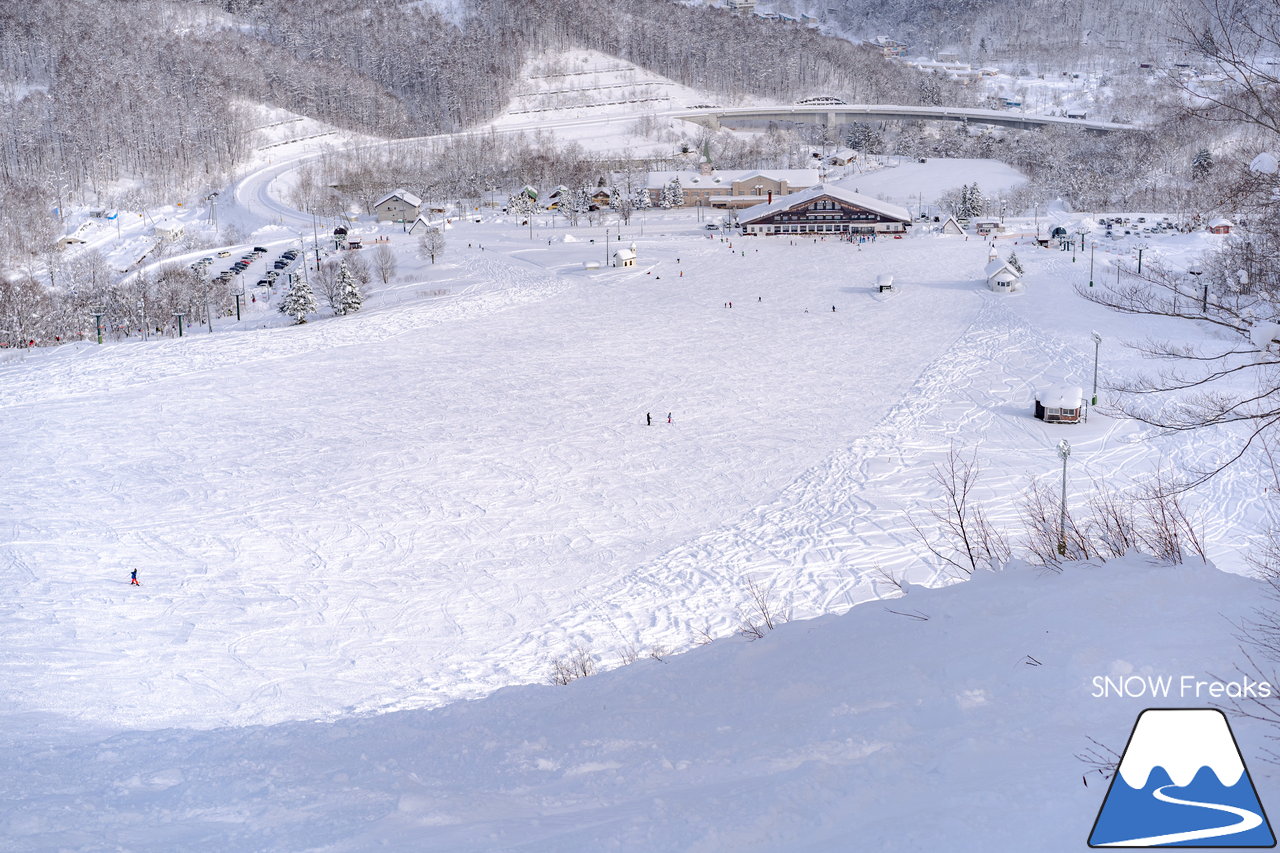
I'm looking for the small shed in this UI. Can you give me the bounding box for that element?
[876,273,894,292]
[1065,109,1088,119]
[975,219,1000,236]
[155,221,184,240]
[1208,216,1234,235]
[613,247,637,268]
[1051,226,1068,239]
[347,236,363,250]
[828,148,857,166]
[1034,385,1084,424]
[333,226,348,248]
[985,257,1022,292]
[941,216,965,235]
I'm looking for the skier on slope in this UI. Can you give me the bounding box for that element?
[130,568,140,586]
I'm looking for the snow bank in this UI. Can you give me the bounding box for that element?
[2,557,1271,851]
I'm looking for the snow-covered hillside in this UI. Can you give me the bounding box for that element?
[3,556,1273,850]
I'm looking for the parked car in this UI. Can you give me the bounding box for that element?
[216,250,232,258]
[253,246,268,254]
[705,223,719,230]
[256,279,271,288]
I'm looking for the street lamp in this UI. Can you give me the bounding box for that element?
[1090,331,1102,406]
[1057,439,1071,557]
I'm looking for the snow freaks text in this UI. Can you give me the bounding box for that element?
[1091,676,1275,700]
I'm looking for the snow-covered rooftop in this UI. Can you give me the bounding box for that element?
[645,169,820,190]
[1038,384,1083,408]
[985,257,1021,278]
[736,184,912,223]
[374,189,423,209]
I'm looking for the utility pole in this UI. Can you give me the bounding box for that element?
[1089,241,1095,287]
[1057,440,1071,557]
[312,213,321,271]
[1091,331,1102,407]
[91,308,106,344]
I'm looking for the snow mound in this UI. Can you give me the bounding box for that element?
[1250,152,1278,174]
[560,233,579,243]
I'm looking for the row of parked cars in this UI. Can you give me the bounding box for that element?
[257,248,300,288]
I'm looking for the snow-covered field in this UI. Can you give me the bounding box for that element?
[7,122,1278,845]
[4,556,1275,850]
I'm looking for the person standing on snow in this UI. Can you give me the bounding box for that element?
[647,412,652,426]
[130,568,140,586]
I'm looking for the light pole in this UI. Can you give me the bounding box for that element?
[1091,331,1102,406]
[173,311,186,337]
[1136,243,1146,275]
[234,289,244,322]
[1190,266,1205,311]
[91,307,106,344]
[1057,440,1071,557]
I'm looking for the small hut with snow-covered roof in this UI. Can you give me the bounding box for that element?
[941,216,964,235]
[1034,384,1084,424]
[1207,216,1234,235]
[985,255,1022,292]
[613,242,637,267]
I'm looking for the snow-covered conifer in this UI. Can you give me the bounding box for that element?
[279,274,318,324]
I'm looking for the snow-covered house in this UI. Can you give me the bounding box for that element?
[975,219,1000,236]
[941,216,965,235]
[1065,109,1088,119]
[373,189,422,222]
[544,185,570,210]
[985,256,1022,292]
[1034,384,1084,424]
[591,188,613,209]
[1207,216,1234,235]
[613,245,637,267]
[154,221,184,240]
[828,148,857,166]
[738,184,912,236]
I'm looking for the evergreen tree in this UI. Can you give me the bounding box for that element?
[659,177,684,209]
[632,184,652,210]
[279,274,317,324]
[1192,149,1214,181]
[1007,251,1023,274]
[336,262,363,315]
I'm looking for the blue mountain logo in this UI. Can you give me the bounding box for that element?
[1090,708,1275,847]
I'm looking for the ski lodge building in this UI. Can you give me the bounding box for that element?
[736,184,912,236]
[373,189,422,222]
[644,165,820,209]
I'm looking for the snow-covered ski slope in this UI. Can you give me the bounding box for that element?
[1,209,1272,733]
[3,556,1273,851]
